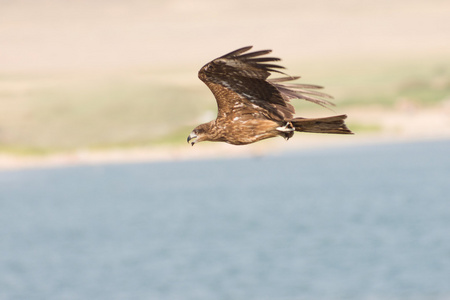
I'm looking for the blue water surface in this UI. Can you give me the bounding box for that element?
[1,140,449,300]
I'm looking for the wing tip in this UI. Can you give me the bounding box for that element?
[220,46,254,58]
[220,46,277,60]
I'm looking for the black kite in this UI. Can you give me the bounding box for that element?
[187,46,352,146]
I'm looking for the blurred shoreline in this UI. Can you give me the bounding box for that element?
[1,104,449,171]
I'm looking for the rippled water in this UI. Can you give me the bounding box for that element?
[1,140,449,300]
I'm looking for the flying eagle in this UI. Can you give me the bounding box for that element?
[187,46,352,146]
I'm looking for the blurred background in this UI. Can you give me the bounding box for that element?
[1,1,450,300]
[0,0,449,165]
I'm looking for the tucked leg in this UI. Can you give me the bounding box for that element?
[276,122,294,132]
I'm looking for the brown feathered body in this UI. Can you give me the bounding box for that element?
[187,46,352,146]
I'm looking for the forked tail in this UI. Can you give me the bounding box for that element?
[290,114,353,134]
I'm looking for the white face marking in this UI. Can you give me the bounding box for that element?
[233,117,239,121]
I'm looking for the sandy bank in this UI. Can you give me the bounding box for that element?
[1,105,449,171]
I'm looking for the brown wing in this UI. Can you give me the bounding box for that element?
[198,46,334,120]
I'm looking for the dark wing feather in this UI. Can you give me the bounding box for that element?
[269,77,335,108]
[198,46,334,120]
[238,49,273,59]
[218,46,253,57]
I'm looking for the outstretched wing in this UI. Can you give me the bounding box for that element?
[198,46,334,120]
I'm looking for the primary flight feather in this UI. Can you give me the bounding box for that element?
[187,46,352,146]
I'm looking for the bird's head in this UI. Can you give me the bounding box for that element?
[187,124,207,146]
[187,122,213,146]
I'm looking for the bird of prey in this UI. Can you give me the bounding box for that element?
[187,46,352,146]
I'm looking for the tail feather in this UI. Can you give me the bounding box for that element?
[289,114,353,134]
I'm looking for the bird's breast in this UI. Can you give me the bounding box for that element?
[215,117,280,145]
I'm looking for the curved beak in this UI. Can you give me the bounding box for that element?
[187,132,197,146]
